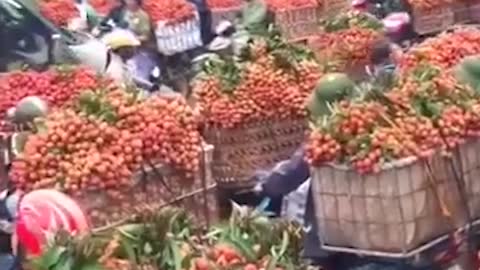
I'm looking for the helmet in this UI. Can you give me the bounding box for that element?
[351,0,367,9]
[102,28,141,50]
[9,96,48,124]
[382,12,411,34]
[16,189,89,255]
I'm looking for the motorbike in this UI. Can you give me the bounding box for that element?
[0,0,171,93]
[0,96,47,270]
[0,0,61,71]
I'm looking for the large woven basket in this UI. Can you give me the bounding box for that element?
[457,139,480,219]
[203,119,307,188]
[452,2,471,23]
[322,0,349,18]
[470,1,480,23]
[311,152,467,254]
[412,5,454,35]
[273,5,321,41]
[76,145,214,228]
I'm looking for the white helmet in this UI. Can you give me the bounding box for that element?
[9,96,49,124]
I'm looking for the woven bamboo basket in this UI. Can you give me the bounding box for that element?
[273,5,321,41]
[322,0,349,18]
[311,152,467,254]
[76,145,215,228]
[203,119,307,188]
[456,139,480,219]
[452,2,471,23]
[470,1,480,23]
[412,5,454,35]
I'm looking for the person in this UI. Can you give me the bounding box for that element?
[0,188,20,270]
[123,0,152,43]
[102,28,140,86]
[101,0,129,29]
[69,0,101,31]
[187,0,214,45]
[102,28,174,93]
[0,188,90,270]
[367,38,403,88]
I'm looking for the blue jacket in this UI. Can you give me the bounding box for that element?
[256,146,326,259]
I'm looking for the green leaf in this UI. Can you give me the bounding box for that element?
[412,98,441,119]
[241,0,268,30]
[224,236,257,262]
[79,261,104,270]
[35,246,67,270]
[170,240,183,270]
[54,255,74,270]
[120,236,138,265]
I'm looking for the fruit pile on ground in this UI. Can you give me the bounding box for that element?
[143,0,196,24]
[306,63,479,174]
[9,89,202,194]
[399,28,480,72]
[0,66,113,133]
[308,11,384,71]
[193,33,323,129]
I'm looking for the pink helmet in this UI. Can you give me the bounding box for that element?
[351,0,367,10]
[382,12,411,34]
[16,189,89,255]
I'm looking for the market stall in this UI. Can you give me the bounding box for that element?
[8,0,480,268]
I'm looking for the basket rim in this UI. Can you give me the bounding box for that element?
[313,155,422,172]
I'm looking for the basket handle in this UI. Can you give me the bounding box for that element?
[424,160,451,218]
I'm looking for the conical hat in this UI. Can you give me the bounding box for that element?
[102,28,140,50]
